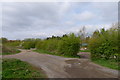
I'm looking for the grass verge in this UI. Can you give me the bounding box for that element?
[92,58,120,70]
[34,49,80,58]
[2,59,47,78]
[79,50,90,52]
[1,50,21,55]
[1,45,21,55]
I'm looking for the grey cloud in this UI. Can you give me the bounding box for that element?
[2,2,62,32]
[1,2,117,40]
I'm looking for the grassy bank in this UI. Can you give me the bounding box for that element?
[2,50,20,55]
[34,49,80,58]
[2,59,47,78]
[1,45,21,55]
[92,58,119,70]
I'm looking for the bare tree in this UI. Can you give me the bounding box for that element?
[78,26,86,43]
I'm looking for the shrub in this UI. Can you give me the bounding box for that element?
[22,41,36,49]
[5,41,21,47]
[1,37,8,43]
[46,39,60,53]
[36,39,60,53]
[89,27,118,61]
[22,38,40,49]
[36,33,81,56]
[57,33,80,56]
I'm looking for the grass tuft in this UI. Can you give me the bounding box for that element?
[2,59,47,78]
[92,58,120,70]
[34,49,80,58]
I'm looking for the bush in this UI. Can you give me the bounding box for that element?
[1,37,8,43]
[36,39,60,53]
[20,33,81,57]
[22,38,40,49]
[89,27,118,61]
[58,33,80,56]
[22,41,36,49]
[5,41,21,47]
[36,33,81,57]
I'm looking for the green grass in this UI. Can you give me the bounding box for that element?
[34,49,80,58]
[2,59,47,78]
[79,50,90,52]
[0,59,2,80]
[92,58,120,70]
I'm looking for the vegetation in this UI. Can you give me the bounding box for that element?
[0,38,8,43]
[2,59,47,78]
[0,38,21,55]
[34,49,80,58]
[89,24,119,70]
[5,40,21,47]
[92,58,119,70]
[79,49,90,52]
[1,24,119,71]
[35,33,81,57]
[89,27,118,61]
[21,33,81,57]
[1,45,20,55]
[22,38,40,49]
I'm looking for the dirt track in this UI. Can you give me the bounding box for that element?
[2,49,119,78]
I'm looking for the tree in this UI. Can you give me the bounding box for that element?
[1,37,8,43]
[78,26,88,44]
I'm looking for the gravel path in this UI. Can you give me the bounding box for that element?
[1,49,119,78]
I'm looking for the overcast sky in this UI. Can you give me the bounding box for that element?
[1,2,118,40]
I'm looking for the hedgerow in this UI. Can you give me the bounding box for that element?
[35,33,81,56]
